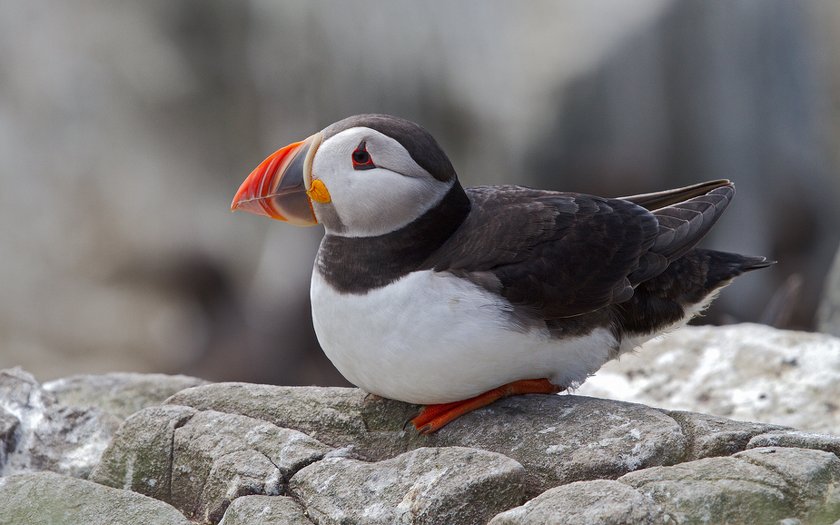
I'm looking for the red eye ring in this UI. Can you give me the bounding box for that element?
[352,141,376,170]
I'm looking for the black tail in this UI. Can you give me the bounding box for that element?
[700,250,775,291]
[615,249,774,337]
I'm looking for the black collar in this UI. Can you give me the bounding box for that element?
[315,182,471,293]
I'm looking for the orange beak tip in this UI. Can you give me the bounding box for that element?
[231,134,321,225]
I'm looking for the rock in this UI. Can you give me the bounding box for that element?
[7,365,840,524]
[91,405,197,501]
[0,407,20,469]
[620,456,790,523]
[414,395,686,494]
[489,479,664,525]
[93,404,330,523]
[666,410,787,460]
[747,430,840,457]
[0,367,119,478]
[166,384,694,495]
[44,372,207,420]
[165,383,369,438]
[619,447,840,524]
[577,324,840,434]
[290,446,525,525]
[734,447,840,522]
[170,410,331,523]
[0,471,190,525]
[165,383,418,460]
[218,495,312,525]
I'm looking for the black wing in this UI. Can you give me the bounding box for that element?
[422,182,734,319]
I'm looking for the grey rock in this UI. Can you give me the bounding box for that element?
[92,404,330,523]
[167,384,691,495]
[666,410,787,460]
[219,495,312,525]
[91,405,197,501]
[577,324,840,434]
[415,395,686,494]
[290,446,525,525]
[195,450,284,524]
[620,456,790,523]
[747,430,840,457]
[0,471,190,525]
[734,447,840,523]
[165,383,418,460]
[44,372,207,420]
[0,367,119,478]
[0,407,20,469]
[170,410,331,523]
[489,479,664,525]
[619,446,840,524]
[165,383,369,438]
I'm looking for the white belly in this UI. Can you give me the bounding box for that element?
[310,269,619,404]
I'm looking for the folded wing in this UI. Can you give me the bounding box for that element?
[422,181,735,319]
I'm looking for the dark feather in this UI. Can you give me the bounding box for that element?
[423,182,735,319]
[615,249,774,337]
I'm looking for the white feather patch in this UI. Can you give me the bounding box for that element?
[311,269,620,404]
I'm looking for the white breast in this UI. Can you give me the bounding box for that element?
[310,269,620,404]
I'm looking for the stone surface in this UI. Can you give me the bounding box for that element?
[0,407,20,469]
[165,383,418,460]
[748,430,840,457]
[0,367,119,478]
[6,363,840,525]
[167,384,691,494]
[91,405,197,501]
[0,471,190,525]
[414,395,687,494]
[619,447,840,524]
[666,410,787,460]
[290,446,525,525]
[734,447,840,523]
[171,409,331,523]
[93,405,331,523]
[44,372,207,420]
[577,323,840,434]
[489,479,664,525]
[219,495,312,525]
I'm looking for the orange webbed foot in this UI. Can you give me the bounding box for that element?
[410,378,562,434]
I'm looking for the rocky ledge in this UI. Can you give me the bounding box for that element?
[1,325,840,524]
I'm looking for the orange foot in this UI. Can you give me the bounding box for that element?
[410,378,563,434]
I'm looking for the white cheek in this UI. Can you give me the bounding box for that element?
[311,128,452,237]
[325,169,450,237]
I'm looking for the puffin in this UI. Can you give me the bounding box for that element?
[231,114,772,433]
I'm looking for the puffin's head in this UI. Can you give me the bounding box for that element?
[231,114,457,237]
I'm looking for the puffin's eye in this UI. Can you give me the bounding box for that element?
[352,142,375,170]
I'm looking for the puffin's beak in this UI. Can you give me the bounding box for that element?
[230,132,324,226]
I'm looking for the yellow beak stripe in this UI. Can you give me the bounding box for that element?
[307,179,331,204]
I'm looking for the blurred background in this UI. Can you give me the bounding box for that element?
[1,0,839,385]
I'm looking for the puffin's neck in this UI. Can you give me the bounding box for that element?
[315,182,471,294]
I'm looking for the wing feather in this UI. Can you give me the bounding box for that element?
[423,182,734,319]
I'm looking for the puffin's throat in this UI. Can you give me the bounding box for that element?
[315,182,471,294]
